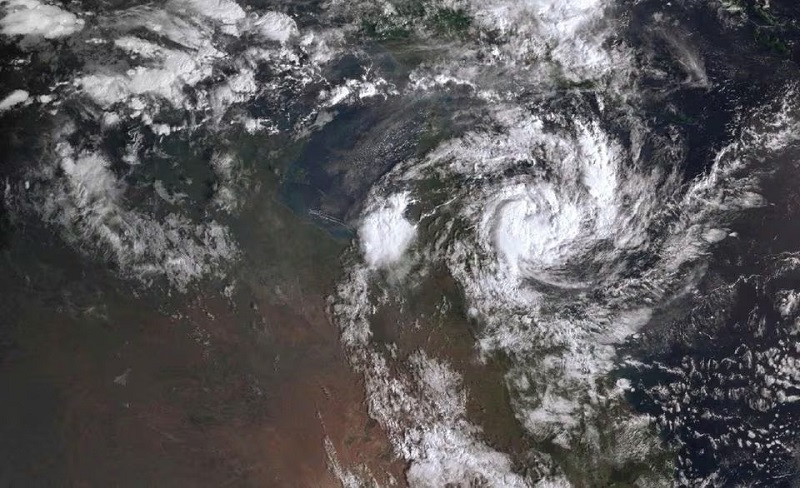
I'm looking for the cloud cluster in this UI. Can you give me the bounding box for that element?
[0,0,84,39]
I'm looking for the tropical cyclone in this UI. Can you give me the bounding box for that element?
[330,0,663,480]
[331,0,800,486]
[2,0,799,485]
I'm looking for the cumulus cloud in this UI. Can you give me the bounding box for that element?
[1,0,400,296]
[249,11,298,43]
[78,35,221,108]
[36,143,238,289]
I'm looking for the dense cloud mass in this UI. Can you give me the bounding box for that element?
[1,0,84,39]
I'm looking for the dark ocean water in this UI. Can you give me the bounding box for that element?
[609,1,800,484]
[617,143,800,485]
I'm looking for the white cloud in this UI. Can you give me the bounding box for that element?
[249,11,298,43]
[78,35,221,108]
[167,0,245,35]
[0,0,84,39]
[6,0,401,294]
[36,143,238,289]
[345,84,800,475]
[0,89,29,111]
[359,192,416,269]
